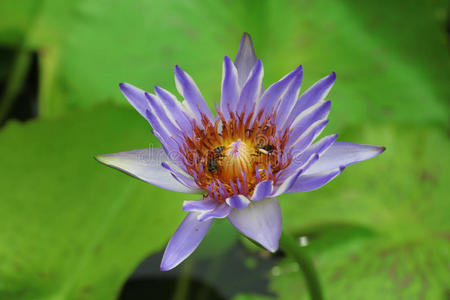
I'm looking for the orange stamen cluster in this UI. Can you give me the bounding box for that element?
[179,108,291,202]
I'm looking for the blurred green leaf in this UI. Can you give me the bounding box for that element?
[0,0,448,298]
[0,105,200,299]
[272,238,448,299]
[272,124,450,299]
[281,124,449,237]
[0,0,448,127]
[233,293,276,300]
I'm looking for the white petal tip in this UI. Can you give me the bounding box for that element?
[263,242,279,253]
[94,154,110,165]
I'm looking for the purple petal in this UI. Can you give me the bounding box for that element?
[275,69,304,129]
[272,154,319,196]
[183,198,218,212]
[287,167,344,193]
[256,66,302,120]
[145,110,180,155]
[220,56,240,119]
[96,148,199,193]
[154,86,193,133]
[288,101,331,142]
[145,93,183,141]
[226,194,251,209]
[251,180,274,201]
[234,32,258,88]
[161,162,201,191]
[305,142,385,175]
[174,65,214,122]
[228,197,282,252]
[119,83,150,120]
[160,212,213,271]
[283,72,336,132]
[288,119,329,153]
[281,134,338,178]
[238,59,263,115]
[198,203,232,221]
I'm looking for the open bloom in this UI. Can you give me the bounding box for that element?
[97,33,384,271]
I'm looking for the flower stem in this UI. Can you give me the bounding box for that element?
[0,48,32,124]
[172,260,192,300]
[278,232,324,300]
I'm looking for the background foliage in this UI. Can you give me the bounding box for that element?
[0,0,448,299]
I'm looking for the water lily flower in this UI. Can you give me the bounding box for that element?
[96,33,384,271]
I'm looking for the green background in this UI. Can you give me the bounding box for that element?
[0,0,448,299]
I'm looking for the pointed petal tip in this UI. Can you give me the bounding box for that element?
[94,154,104,163]
[94,153,110,165]
[261,235,280,253]
[161,212,213,272]
[252,59,264,72]
[236,33,256,60]
[370,145,386,158]
[144,92,157,103]
[119,82,131,93]
[241,32,253,42]
[305,142,385,175]
[367,145,386,156]
[228,197,282,253]
[174,65,183,75]
[160,263,172,272]
[266,243,279,253]
[160,258,181,271]
[118,82,139,95]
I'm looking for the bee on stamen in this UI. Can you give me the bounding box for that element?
[256,143,274,155]
[207,146,225,173]
[214,146,225,157]
[207,157,219,173]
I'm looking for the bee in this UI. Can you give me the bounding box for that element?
[207,146,225,173]
[256,143,274,155]
[214,146,225,157]
[207,158,219,173]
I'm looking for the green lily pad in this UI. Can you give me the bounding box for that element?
[0,105,201,299]
[272,124,450,299]
[0,0,448,128]
[233,293,276,300]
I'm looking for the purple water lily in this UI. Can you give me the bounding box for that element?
[97,33,384,271]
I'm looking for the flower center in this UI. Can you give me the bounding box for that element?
[221,139,253,181]
[179,110,291,202]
